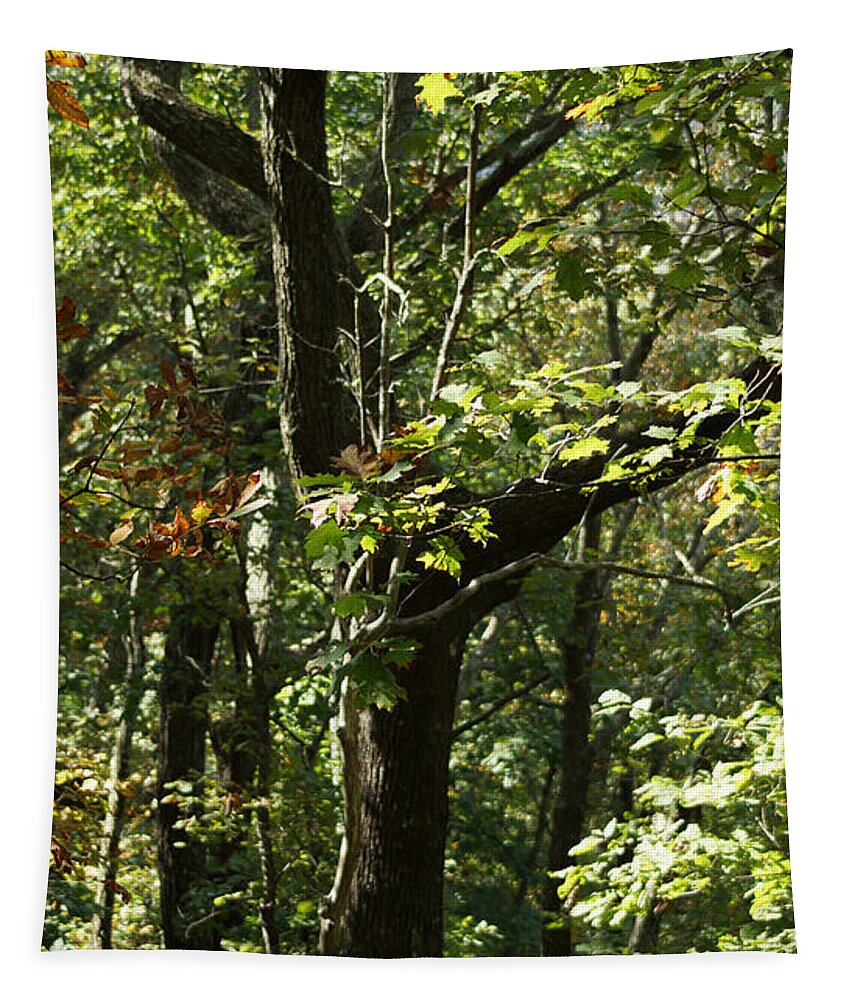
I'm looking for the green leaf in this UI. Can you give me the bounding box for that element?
[333,593,369,619]
[348,654,408,710]
[559,436,608,462]
[644,424,676,440]
[304,519,345,560]
[359,532,378,554]
[630,732,665,752]
[381,637,421,668]
[643,443,673,466]
[417,535,463,580]
[616,381,643,399]
[555,253,595,300]
[711,325,754,349]
[498,230,538,256]
[665,260,703,291]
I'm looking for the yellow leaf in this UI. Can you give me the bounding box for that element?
[415,73,462,114]
[45,50,87,68]
[109,520,134,546]
[564,97,597,122]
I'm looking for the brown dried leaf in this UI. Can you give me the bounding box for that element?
[207,516,242,538]
[301,493,358,528]
[144,384,167,417]
[55,296,76,325]
[57,322,89,342]
[108,520,134,546]
[159,436,182,454]
[160,360,177,389]
[209,473,234,501]
[46,76,89,128]
[330,444,379,479]
[696,476,718,503]
[232,470,263,513]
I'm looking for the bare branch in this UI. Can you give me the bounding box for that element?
[452,671,553,741]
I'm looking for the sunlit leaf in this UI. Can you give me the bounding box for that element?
[415,73,462,114]
[46,77,89,128]
[45,50,87,68]
[108,520,134,546]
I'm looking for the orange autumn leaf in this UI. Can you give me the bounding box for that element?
[45,50,87,68]
[46,76,89,128]
[564,97,597,123]
[173,508,190,537]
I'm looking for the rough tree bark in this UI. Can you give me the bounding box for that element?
[156,615,219,950]
[540,517,601,956]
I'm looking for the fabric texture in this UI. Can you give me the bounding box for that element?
[46,51,792,956]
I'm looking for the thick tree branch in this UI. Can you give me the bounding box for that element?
[120,59,268,200]
[362,554,734,641]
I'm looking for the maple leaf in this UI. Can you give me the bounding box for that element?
[330,444,379,479]
[301,493,359,528]
[414,73,462,114]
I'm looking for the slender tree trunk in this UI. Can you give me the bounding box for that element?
[156,617,219,950]
[91,573,146,948]
[541,517,601,956]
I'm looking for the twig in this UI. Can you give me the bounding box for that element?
[452,671,552,740]
[430,78,482,402]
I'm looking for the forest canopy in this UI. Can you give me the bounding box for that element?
[46,49,790,957]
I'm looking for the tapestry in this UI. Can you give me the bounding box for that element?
[45,50,792,956]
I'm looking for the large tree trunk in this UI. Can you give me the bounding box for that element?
[259,68,352,479]
[156,616,219,950]
[321,623,467,957]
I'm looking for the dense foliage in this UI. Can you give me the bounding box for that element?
[46,49,791,955]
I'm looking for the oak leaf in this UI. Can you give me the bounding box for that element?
[330,444,379,479]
